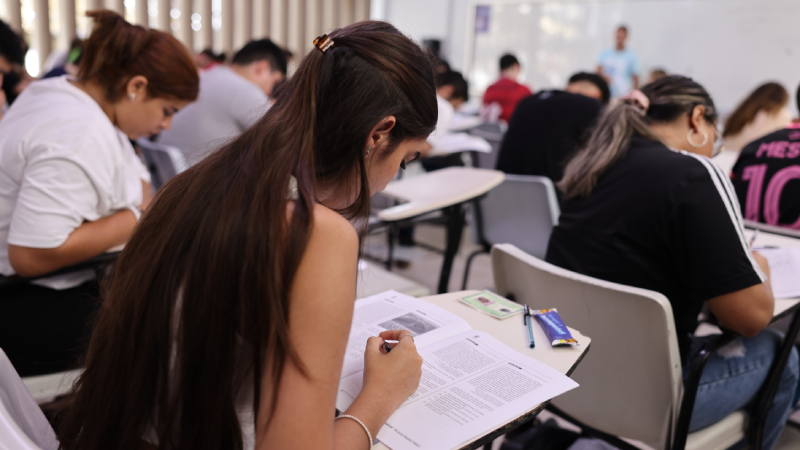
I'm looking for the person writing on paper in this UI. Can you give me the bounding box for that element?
[596,25,639,98]
[731,83,800,228]
[547,76,799,450]
[57,22,434,450]
[0,10,198,377]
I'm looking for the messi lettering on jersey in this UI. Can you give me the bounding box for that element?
[731,125,800,228]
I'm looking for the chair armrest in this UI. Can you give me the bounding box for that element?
[673,330,739,450]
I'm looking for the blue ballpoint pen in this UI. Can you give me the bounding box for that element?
[524,305,535,348]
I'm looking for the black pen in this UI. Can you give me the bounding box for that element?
[382,341,392,353]
[524,305,535,348]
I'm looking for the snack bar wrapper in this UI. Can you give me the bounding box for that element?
[531,308,579,347]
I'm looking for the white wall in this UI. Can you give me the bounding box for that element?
[378,0,800,115]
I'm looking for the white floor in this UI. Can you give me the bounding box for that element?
[365,222,800,450]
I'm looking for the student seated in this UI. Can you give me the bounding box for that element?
[547,76,798,450]
[56,21,434,450]
[731,83,800,228]
[494,72,608,186]
[0,18,27,121]
[723,82,792,153]
[158,38,287,165]
[482,53,532,123]
[436,70,468,111]
[0,10,198,377]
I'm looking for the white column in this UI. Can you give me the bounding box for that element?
[157,0,171,32]
[321,0,335,34]
[220,0,233,57]
[87,0,103,10]
[339,0,353,27]
[33,0,51,73]
[199,0,212,50]
[5,0,22,33]
[179,0,193,49]
[253,0,270,38]
[59,0,76,49]
[270,0,286,48]
[135,0,148,26]
[106,0,125,15]
[233,0,252,49]
[354,0,368,22]
[287,0,304,54]
[305,0,320,52]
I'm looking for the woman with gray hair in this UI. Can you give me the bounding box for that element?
[547,75,799,450]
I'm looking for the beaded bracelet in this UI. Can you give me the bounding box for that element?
[335,414,373,448]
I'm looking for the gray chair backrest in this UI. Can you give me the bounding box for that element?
[469,123,504,170]
[136,138,187,191]
[478,175,559,259]
[491,244,683,450]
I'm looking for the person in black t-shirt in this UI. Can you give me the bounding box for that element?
[731,85,800,229]
[547,76,798,450]
[495,73,608,188]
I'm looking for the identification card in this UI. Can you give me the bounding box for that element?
[459,291,524,319]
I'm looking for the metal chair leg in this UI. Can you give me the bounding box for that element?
[462,248,489,290]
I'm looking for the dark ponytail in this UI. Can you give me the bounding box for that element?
[57,20,437,450]
[79,10,198,102]
[559,75,717,199]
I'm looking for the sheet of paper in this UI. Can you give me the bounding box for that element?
[337,331,579,450]
[755,247,800,298]
[428,132,492,155]
[341,290,472,378]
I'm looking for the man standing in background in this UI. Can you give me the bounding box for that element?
[597,25,639,98]
[482,53,532,123]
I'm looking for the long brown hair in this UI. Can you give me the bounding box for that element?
[56,21,437,450]
[79,10,199,102]
[723,82,788,138]
[559,75,717,199]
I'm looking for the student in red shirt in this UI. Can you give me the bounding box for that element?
[482,54,532,123]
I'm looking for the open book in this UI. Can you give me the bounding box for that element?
[337,291,579,450]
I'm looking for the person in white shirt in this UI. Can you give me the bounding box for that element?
[0,10,199,377]
[158,39,288,165]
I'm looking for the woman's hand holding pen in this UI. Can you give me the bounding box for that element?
[352,330,423,423]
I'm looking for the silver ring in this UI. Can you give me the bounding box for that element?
[399,334,414,341]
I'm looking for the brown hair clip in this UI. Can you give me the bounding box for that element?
[313,34,334,54]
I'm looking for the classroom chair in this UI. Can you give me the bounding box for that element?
[462,175,559,289]
[490,243,750,450]
[136,138,187,191]
[468,123,504,170]
[0,349,60,450]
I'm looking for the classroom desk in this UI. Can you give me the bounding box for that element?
[375,167,505,294]
[373,290,591,450]
[741,228,800,448]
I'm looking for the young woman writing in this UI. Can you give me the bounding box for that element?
[547,76,799,450]
[56,21,438,450]
[0,10,199,376]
